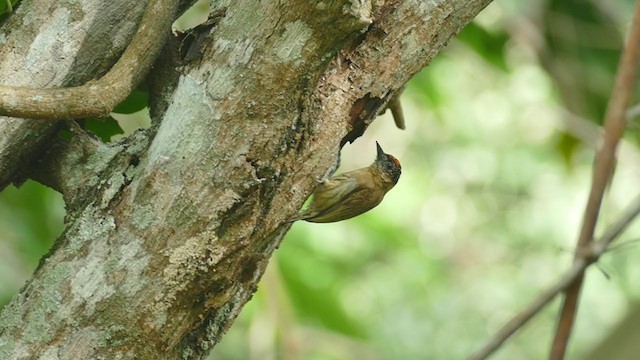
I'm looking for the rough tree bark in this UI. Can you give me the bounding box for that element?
[0,0,492,359]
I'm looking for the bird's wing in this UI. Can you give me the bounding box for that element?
[301,173,368,222]
[288,173,360,222]
[308,173,359,213]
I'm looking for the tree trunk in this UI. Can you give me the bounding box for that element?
[0,0,492,358]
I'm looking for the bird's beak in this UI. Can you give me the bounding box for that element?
[376,141,386,161]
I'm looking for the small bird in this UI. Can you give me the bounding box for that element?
[292,142,401,223]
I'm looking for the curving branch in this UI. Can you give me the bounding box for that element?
[0,0,178,120]
[0,0,150,190]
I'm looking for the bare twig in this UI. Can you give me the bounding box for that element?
[592,199,640,254]
[469,3,640,358]
[0,0,179,120]
[550,2,640,358]
[468,195,640,360]
[388,89,406,130]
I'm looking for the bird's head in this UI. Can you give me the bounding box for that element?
[374,142,401,185]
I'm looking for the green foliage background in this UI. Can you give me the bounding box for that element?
[2,1,640,359]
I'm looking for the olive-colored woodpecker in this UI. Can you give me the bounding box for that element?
[293,142,401,223]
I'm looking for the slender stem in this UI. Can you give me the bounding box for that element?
[550,3,640,358]
[468,195,640,360]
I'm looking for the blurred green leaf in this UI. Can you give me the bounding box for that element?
[0,0,18,17]
[541,0,622,124]
[0,0,19,25]
[113,89,149,114]
[456,22,509,72]
[278,246,365,338]
[554,132,580,169]
[2,182,62,263]
[408,64,446,110]
[0,181,64,308]
[57,128,73,141]
[83,117,124,142]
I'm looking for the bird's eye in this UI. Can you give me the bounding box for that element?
[386,163,396,172]
[387,155,400,168]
